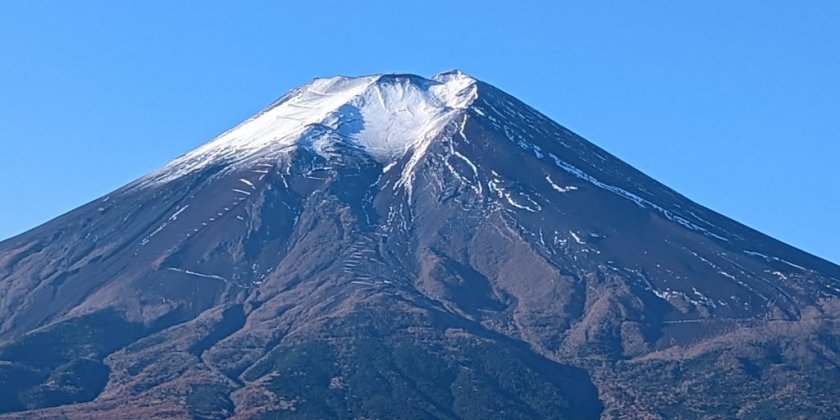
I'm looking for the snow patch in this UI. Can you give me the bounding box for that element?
[166,267,229,283]
[168,205,189,221]
[545,175,578,193]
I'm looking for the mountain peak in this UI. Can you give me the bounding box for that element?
[138,72,478,187]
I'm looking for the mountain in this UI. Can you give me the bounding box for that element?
[1,71,839,419]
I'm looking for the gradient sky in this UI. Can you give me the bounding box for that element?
[1,1,838,263]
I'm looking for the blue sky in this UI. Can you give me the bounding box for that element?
[1,1,838,263]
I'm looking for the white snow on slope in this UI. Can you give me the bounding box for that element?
[546,152,729,242]
[137,71,478,187]
[545,175,578,193]
[342,72,476,158]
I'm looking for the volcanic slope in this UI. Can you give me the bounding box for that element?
[1,71,838,418]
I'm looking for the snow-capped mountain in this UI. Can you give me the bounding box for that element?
[0,71,838,418]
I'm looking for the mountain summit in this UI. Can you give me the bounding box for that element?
[139,71,478,188]
[1,72,838,418]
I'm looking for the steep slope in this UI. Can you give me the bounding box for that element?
[0,71,838,418]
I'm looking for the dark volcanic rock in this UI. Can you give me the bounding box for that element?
[0,71,838,418]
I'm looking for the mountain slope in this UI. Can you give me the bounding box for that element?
[0,71,838,418]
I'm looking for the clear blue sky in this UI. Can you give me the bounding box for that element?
[1,1,838,264]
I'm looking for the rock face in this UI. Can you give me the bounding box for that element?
[0,72,838,419]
